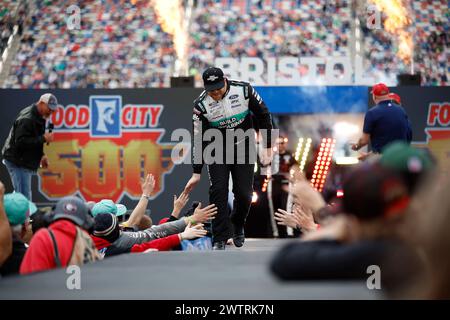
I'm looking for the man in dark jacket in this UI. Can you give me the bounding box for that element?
[2,93,57,200]
[272,135,298,238]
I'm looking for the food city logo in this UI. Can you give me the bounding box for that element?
[421,102,450,171]
[39,96,177,202]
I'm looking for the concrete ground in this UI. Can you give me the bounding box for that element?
[0,238,380,300]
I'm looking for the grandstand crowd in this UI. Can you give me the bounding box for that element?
[0,0,448,88]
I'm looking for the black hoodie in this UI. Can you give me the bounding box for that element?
[2,104,46,170]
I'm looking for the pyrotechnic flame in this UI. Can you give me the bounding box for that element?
[149,0,189,74]
[370,0,413,64]
[397,31,413,64]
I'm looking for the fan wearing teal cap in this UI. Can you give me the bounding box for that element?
[0,192,37,276]
[92,199,128,217]
[91,174,155,231]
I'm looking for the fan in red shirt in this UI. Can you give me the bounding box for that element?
[20,196,101,275]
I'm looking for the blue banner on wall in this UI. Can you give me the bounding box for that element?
[255,86,368,114]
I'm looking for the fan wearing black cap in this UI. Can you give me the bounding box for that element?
[2,93,57,200]
[20,196,101,274]
[183,67,274,250]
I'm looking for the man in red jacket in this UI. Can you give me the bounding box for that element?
[20,196,101,274]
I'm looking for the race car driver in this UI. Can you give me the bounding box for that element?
[183,67,275,250]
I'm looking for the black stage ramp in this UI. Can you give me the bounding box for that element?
[0,239,381,300]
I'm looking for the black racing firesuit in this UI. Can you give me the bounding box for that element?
[191,79,273,243]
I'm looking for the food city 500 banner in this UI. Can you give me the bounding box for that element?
[0,87,448,219]
[385,87,450,175]
[0,89,206,221]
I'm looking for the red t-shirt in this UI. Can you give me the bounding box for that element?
[90,234,181,254]
[20,220,78,275]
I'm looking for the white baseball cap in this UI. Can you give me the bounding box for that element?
[39,93,58,110]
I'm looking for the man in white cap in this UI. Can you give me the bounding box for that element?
[1,93,58,200]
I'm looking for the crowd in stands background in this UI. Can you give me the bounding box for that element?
[1,0,447,88]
